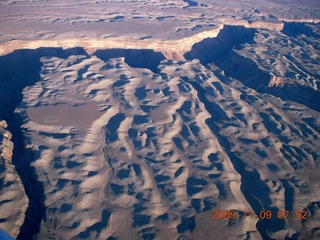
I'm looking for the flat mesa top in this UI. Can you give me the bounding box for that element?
[0,0,319,43]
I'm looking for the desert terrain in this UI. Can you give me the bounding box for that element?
[0,0,319,239]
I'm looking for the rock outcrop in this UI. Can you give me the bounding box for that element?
[0,120,28,238]
[268,75,294,87]
[0,18,319,239]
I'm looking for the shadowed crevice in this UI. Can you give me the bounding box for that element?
[185,25,320,112]
[183,77,285,239]
[0,47,88,119]
[281,22,320,38]
[7,113,46,240]
[94,49,165,73]
[0,47,88,239]
[184,25,257,64]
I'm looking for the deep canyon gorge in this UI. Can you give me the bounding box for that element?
[0,18,320,240]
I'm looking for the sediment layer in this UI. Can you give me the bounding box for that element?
[0,20,289,58]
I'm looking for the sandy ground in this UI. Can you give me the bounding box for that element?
[0,0,319,239]
[0,0,319,44]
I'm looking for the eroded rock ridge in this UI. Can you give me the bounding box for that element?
[0,20,319,240]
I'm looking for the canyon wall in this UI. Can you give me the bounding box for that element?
[0,20,285,58]
[0,120,28,238]
[0,20,319,239]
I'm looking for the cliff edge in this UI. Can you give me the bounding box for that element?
[0,120,28,238]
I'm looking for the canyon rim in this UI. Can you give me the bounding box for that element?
[0,0,320,239]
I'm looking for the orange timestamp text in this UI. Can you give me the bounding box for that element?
[212,209,307,220]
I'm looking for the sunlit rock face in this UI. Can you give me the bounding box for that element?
[0,2,320,239]
[0,120,28,238]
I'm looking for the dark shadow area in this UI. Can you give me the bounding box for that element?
[110,183,124,195]
[134,86,149,100]
[154,174,170,183]
[132,163,142,176]
[157,182,176,201]
[210,51,271,90]
[78,209,111,239]
[174,166,184,178]
[60,203,73,213]
[105,113,125,143]
[107,236,117,240]
[184,25,320,112]
[267,84,320,112]
[189,122,200,137]
[203,197,215,211]
[281,22,320,38]
[66,160,82,169]
[133,115,149,125]
[186,176,207,196]
[259,112,282,135]
[139,227,156,240]
[0,47,88,239]
[280,179,294,212]
[173,137,184,151]
[133,214,151,227]
[183,77,286,239]
[0,47,88,119]
[183,0,198,7]
[56,178,69,189]
[7,114,46,240]
[302,117,320,133]
[94,49,165,73]
[155,213,169,222]
[116,168,131,179]
[303,202,320,229]
[184,25,257,64]
[215,181,227,198]
[177,216,195,233]
[133,203,146,213]
[191,199,201,212]
[112,74,130,88]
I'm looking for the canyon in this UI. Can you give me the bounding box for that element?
[0,11,320,240]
